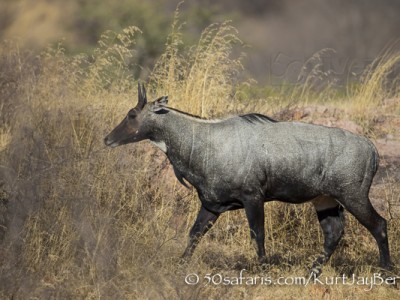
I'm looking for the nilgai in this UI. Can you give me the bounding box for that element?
[104,83,392,276]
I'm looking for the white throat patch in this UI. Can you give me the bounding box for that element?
[151,140,167,153]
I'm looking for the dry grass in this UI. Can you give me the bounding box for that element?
[149,9,245,118]
[0,17,399,299]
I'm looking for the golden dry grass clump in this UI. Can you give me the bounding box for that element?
[0,16,400,299]
[149,14,245,118]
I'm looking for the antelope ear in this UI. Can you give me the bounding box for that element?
[150,96,169,113]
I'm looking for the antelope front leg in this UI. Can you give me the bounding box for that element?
[181,205,219,262]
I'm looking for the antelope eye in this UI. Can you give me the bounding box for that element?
[128,110,137,120]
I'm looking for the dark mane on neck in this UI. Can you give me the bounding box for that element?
[167,107,206,120]
[240,113,277,124]
[165,107,278,124]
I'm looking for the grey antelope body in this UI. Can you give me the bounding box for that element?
[105,84,392,276]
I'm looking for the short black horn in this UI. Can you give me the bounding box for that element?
[137,82,147,110]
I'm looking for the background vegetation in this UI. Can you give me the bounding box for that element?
[1,0,400,83]
[0,1,399,299]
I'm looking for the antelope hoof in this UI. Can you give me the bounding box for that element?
[309,266,323,278]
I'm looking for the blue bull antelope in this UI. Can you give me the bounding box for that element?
[104,83,392,276]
